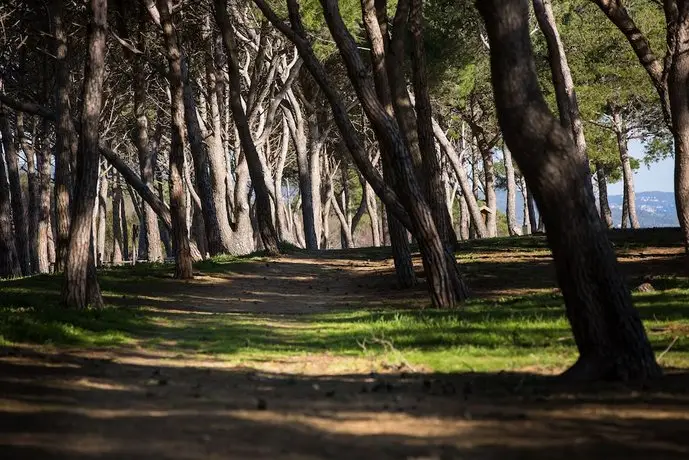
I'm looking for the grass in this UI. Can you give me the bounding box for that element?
[1,237,688,374]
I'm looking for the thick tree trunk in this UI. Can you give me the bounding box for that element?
[504,145,519,235]
[230,151,255,255]
[611,107,639,229]
[157,0,193,278]
[595,163,613,228]
[479,0,660,380]
[51,0,75,272]
[63,0,106,309]
[215,0,280,255]
[0,108,31,274]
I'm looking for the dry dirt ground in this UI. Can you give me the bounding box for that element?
[1,248,689,459]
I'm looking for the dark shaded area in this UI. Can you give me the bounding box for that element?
[0,348,688,459]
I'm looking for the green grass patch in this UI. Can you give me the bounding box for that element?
[1,263,687,373]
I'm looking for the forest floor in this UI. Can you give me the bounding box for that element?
[1,229,689,459]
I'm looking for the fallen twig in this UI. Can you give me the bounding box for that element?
[657,336,679,363]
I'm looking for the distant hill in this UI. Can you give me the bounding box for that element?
[493,190,678,228]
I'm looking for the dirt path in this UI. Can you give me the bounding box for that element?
[1,252,688,459]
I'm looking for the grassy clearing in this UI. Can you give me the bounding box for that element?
[1,246,688,374]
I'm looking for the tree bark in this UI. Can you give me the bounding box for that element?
[0,117,20,277]
[532,0,588,163]
[409,0,456,247]
[51,0,76,272]
[37,131,52,273]
[17,113,40,271]
[157,0,193,278]
[504,144,519,235]
[97,163,108,266]
[479,0,660,380]
[595,163,614,228]
[112,173,124,264]
[283,102,318,249]
[215,0,280,256]
[459,194,470,240]
[610,106,638,228]
[0,108,30,274]
[432,119,489,238]
[62,0,106,309]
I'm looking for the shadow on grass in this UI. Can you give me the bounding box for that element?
[1,347,688,459]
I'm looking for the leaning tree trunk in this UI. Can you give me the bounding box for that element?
[157,0,193,279]
[361,0,417,287]
[215,0,280,255]
[504,144,519,235]
[51,0,75,272]
[62,0,106,309]
[596,163,614,228]
[0,108,31,275]
[533,0,587,163]
[479,0,660,380]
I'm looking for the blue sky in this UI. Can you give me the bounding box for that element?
[606,140,674,195]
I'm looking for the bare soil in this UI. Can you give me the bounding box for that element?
[1,249,688,459]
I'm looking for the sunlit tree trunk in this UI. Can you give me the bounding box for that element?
[62,0,107,309]
[157,0,193,278]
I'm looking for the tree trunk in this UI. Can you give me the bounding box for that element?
[17,113,40,271]
[134,68,164,262]
[532,0,588,163]
[526,186,538,234]
[0,108,30,274]
[595,163,613,228]
[459,194,470,240]
[621,186,629,229]
[521,178,531,234]
[504,144,519,235]
[112,174,124,264]
[409,0,456,247]
[479,0,660,380]
[37,132,52,273]
[432,119,489,238]
[215,0,280,255]
[284,105,318,249]
[51,0,75,272]
[157,0,193,279]
[203,17,235,255]
[611,107,639,229]
[0,117,20,277]
[478,142,498,237]
[62,0,106,309]
[97,164,108,266]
